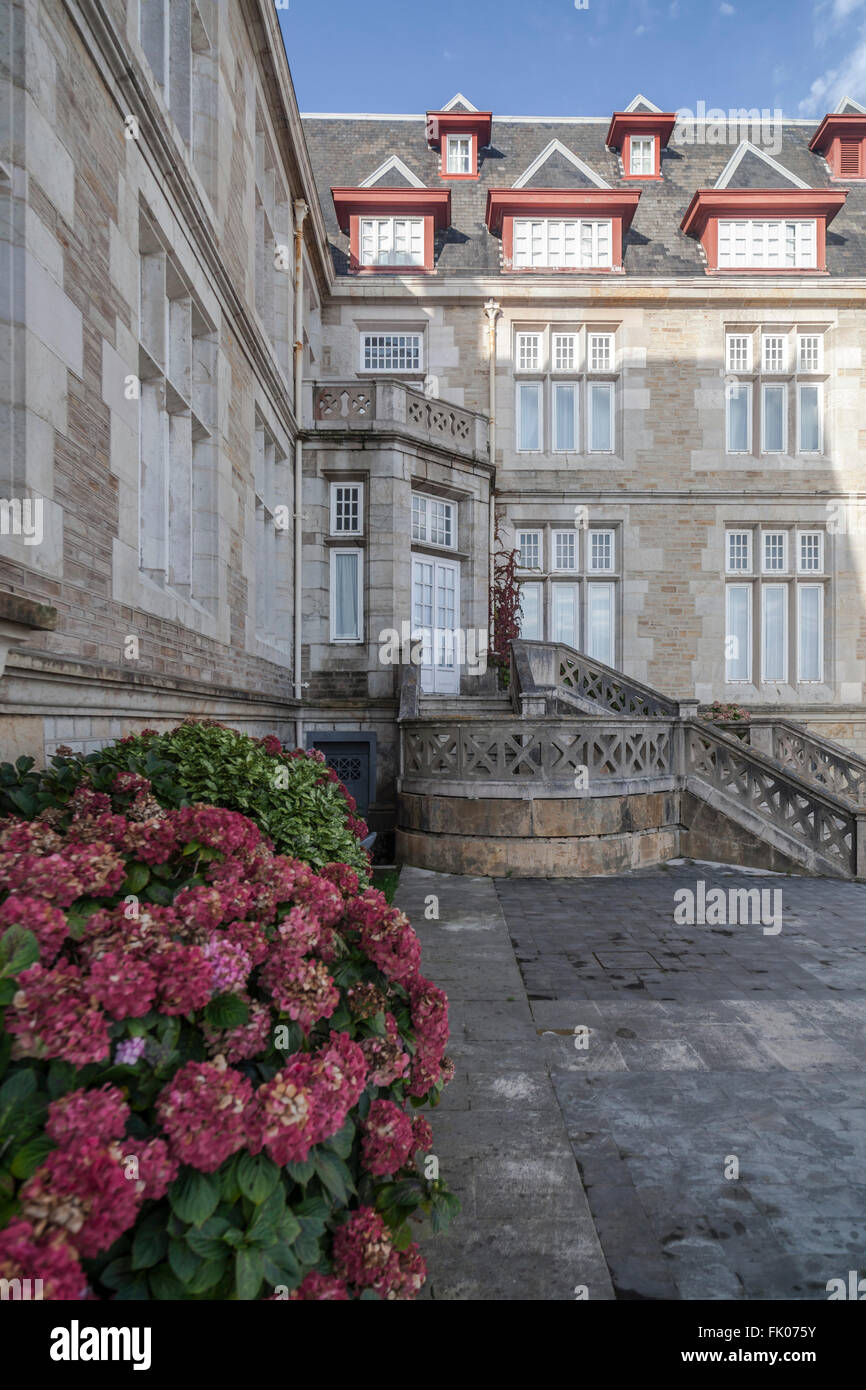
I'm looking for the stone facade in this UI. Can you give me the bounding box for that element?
[2,4,866,859]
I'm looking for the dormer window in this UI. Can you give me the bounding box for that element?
[446,135,472,175]
[487,187,640,273]
[331,186,451,274]
[629,136,655,177]
[717,219,817,269]
[513,218,612,269]
[426,99,492,180]
[606,98,676,181]
[682,189,845,274]
[809,100,866,179]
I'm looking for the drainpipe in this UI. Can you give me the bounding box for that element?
[292,199,309,712]
[483,299,501,643]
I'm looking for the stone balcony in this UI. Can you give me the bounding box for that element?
[309,380,489,464]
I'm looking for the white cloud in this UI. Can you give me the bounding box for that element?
[799,28,866,112]
[719,2,735,13]
[831,0,865,21]
[634,23,647,35]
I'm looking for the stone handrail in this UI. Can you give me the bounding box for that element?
[510,639,683,719]
[684,720,858,878]
[312,381,488,461]
[763,720,866,806]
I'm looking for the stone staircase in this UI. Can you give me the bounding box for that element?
[396,640,866,880]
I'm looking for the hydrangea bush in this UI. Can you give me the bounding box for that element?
[0,774,457,1300]
[0,722,370,879]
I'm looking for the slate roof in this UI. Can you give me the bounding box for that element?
[301,112,866,278]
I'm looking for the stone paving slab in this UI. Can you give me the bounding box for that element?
[396,867,614,1301]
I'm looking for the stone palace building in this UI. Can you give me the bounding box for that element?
[3,0,866,873]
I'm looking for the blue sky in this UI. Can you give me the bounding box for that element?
[277,0,866,119]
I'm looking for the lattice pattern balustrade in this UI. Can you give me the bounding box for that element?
[771,725,866,805]
[686,725,855,874]
[406,395,473,443]
[315,386,375,420]
[557,648,679,718]
[402,721,674,784]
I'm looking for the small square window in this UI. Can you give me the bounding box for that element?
[552,333,578,371]
[797,530,823,572]
[516,332,542,371]
[727,334,752,373]
[726,530,752,573]
[762,531,787,572]
[589,529,614,572]
[330,482,363,536]
[553,530,577,571]
[361,332,422,372]
[762,334,787,373]
[798,334,822,373]
[588,333,613,372]
[517,530,542,570]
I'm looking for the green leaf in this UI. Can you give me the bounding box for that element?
[168,1168,220,1227]
[100,1257,133,1291]
[235,1247,263,1301]
[149,1265,186,1300]
[0,926,39,977]
[132,1213,169,1270]
[168,1237,202,1285]
[122,863,151,895]
[313,1151,354,1206]
[236,1151,279,1204]
[46,1060,78,1101]
[284,1157,315,1186]
[186,1255,228,1294]
[277,1208,301,1245]
[10,1135,55,1180]
[261,1244,301,1288]
[246,1186,284,1247]
[0,1069,37,1104]
[323,1118,355,1161]
[204,994,249,1031]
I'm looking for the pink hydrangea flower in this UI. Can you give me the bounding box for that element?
[20,1140,141,1258]
[0,1218,86,1300]
[332,1207,394,1289]
[259,947,339,1032]
[156,1060,253,1172]
[204,1001,272,1063]
[8,962,110,1066]
[88,949,157,1019]
[203,935,251,995]
[154,943,213,1015]
[247,1057,320,1166]
[45,1086,129,1147]
[123,1138,179,1202]
[288,1271,350,1300]
[0,894,68,962]
[361,1099,416,1176]
[360,1013,410,1088]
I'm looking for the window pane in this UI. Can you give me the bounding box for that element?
[588,382,613,451]
[798,585,822,681]
[516,332,541,370]
[590,529,614,571]
[586,584,614,665]
[798,531,822,572]
[334,552,360,640]
[553,383,577,450]
[762,531,786,572]
[727,386,750,453]
[762,585,787,681]
[726,584,751,681]
[762,384,786,453]
[412,494,426,541]
[518,383,541,450]
[517,530,540,569]
[798,385,820,453]
[727,531,751,572]
[552,585,578,646]
[363,333,421,371]
[553,530,576,570]
[519,583,543,640]
[553,333,576,370]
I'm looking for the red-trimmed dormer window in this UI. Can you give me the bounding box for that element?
[486,189,641,273]
[809,110,866,180]
[681,189,847,273]
[606,103,677,181]
[426,105,492,180]
[331,187,451,274]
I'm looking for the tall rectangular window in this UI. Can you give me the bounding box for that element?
[552,584,579,646]
[797,384,822,453]
[512,219,612,269]
[254,417,291,649]
[552,530,577,571]
[588,381,614,452]
[553,382,578,451]
[330,549,363,641]
[629,136,654,176]
[446,135,471,174]
[517,530,541,570]
[517,382,542,451]
[519,582,543,640]
[798,585,823,681]
[359,218,424,267]
[330,483,363,536]
[761,383,787,454]
[586,584,615,666]
[726,584,752,681]
[761,584,787,682]
[726,384,751,453]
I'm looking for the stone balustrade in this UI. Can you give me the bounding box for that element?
[312,381,488,462]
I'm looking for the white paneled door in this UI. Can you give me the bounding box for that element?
[412,556,460,694]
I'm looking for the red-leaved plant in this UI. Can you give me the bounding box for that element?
[489,519,522,685]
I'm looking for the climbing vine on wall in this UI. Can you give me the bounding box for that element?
[489,520,522,683]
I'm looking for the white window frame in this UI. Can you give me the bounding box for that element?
[516,529,542,571]
[726,333,753,372]
[629,135,655,176]
[761,583,789,683]
[761,382,787,455]
[516,381,543,452]
[761,333,787,373]
[552,332,578,372]
[330,482,364,537]
[797,530,824,574]
[359,217,425,268]
[761,530,788,573]
[552,381,579,452]
[717,219,817,270]
[587,380,615,453]
[552,529,578,572]
[797,583,824,683]
[726,382,752,454]
[360,331,423,373]
[411,491,457,549]
[551,582,580,647]
[726,530,752,574]
[518,581,544,640]
[586,582,616,666]
[588,528,615,573]
[797,333,823,373]
[588,332,613,372]
[516,331,542,372]
[512,218,613,269]
[797,382,823,454]
[329,548,364,643]
[446,134,472,175]
[725,583,753,682]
